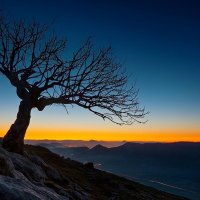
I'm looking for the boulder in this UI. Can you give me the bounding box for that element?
[29,155,49,168]
[46,166,62,182]
[0,154,15,177]
[10,152,47,182]
[0,175,69,200]
[84,162,94,169]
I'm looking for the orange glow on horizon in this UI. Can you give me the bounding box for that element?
[25,129,200,142]
[1,125,200,142]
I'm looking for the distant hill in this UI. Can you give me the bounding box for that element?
[36,141,200,200]
[0,143,188,200]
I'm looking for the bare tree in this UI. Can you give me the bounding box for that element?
[0,16,146,154]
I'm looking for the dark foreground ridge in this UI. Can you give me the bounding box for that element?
[0,143,189,200]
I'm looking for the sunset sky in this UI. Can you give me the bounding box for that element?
[0,0,200,142]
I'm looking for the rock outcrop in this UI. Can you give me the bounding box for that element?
[0,145,88,200]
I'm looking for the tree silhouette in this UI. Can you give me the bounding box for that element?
[0,16,146,154]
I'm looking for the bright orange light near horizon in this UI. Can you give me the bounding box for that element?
[1,123,200,142]
[21,128,200,142]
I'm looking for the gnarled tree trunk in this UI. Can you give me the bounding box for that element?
[2,99,32,154]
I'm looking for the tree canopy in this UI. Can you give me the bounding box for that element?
[0,16,146,153]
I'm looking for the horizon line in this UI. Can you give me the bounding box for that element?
[24,139,200,143]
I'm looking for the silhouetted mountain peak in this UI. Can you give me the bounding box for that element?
[91,144,107,152]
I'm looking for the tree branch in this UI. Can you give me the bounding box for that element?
[0,16,147,125]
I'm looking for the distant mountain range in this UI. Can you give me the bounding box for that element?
[28,141,200,200]
[25,139,125,148]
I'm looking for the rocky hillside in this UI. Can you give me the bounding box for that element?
[0,143,189,200]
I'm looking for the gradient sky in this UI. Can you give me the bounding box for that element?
[0,0,200,141]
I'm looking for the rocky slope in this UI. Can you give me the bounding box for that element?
[0,143,189,200]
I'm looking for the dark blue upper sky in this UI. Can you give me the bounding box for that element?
[0,0,200,139]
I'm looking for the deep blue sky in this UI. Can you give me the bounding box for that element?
[0,0,200,140]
